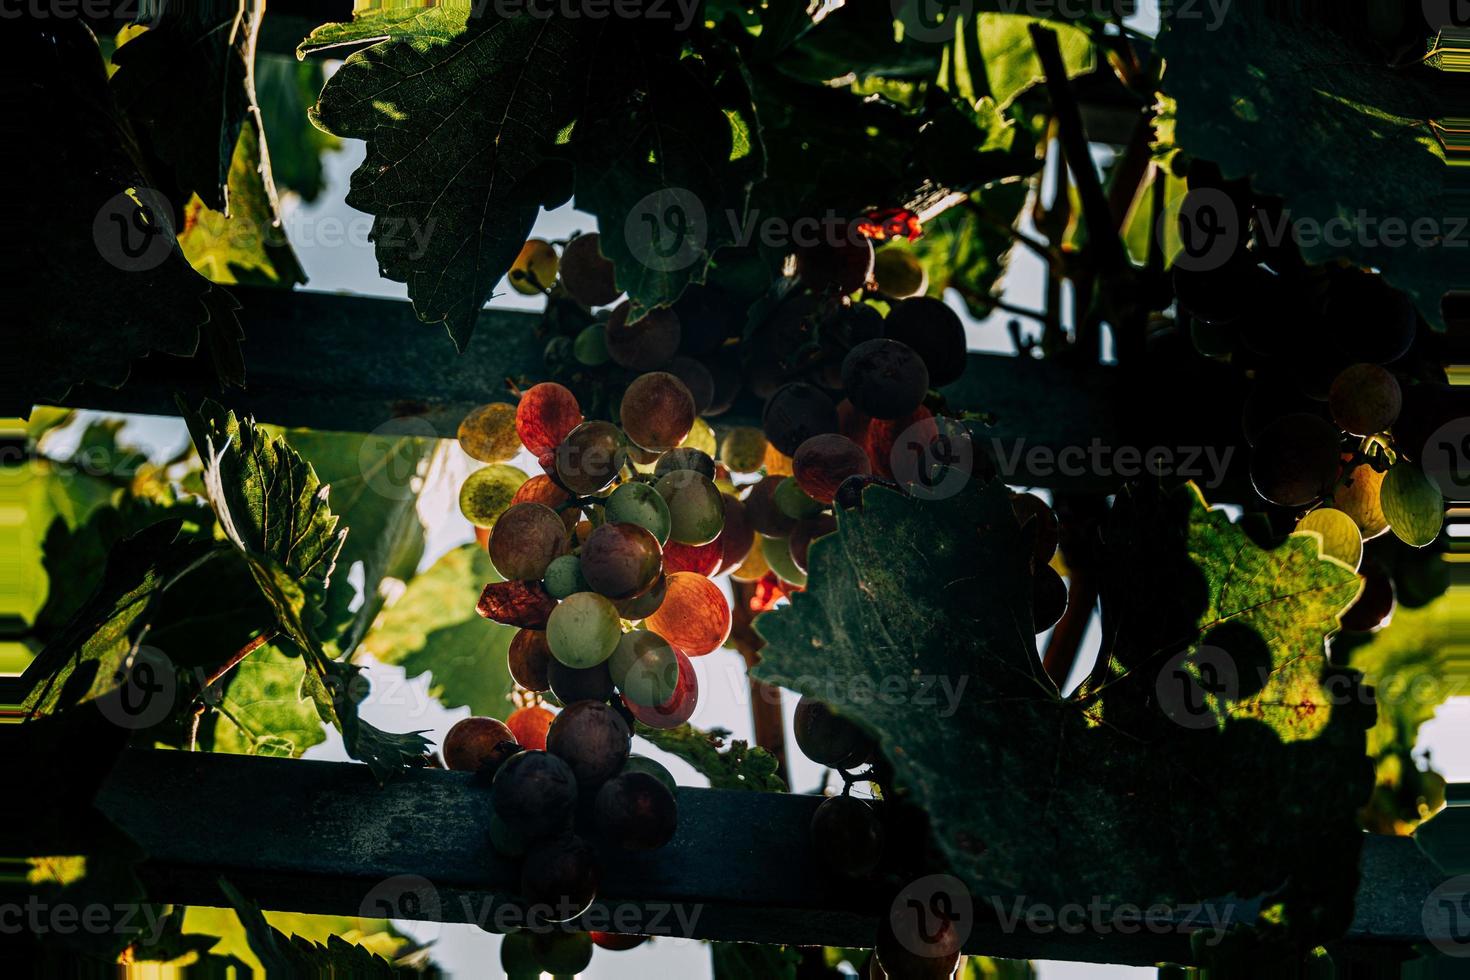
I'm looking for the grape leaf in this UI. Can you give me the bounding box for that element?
[635,723,786,791]
[256,56,342,204]
[183,401,429,779]
[179,120,307,287]
[942,13,1095,109]
[296,4,473,57]
[1159,0,1462,328]
[754,482,1373,949]
[211,646,328,758]
[109,0,263,211]
[711,941,801,980]
[573,40,765,317]
[13,20,236,413]
[310,12,596,349]
[361,544,516,719]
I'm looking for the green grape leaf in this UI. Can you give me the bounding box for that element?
[939,13,1095,109]
[296,3,473,57]
[211,646,328,758]
[754,482,1373,949]
[256,56,342,204]
[1122,168,1187,269]
[275,427,438,658]
[1159,1,1461,328]
[574,43,765,317]
[635,723,786,792]
[179,120,306,287]
[888,181,1027,317]
[1381,463,1445,548]
[711,941,801,980]
[310,12,596,349]
[125,907,224,963]
[183,400,428,779]
[109,0,262,211]
[361,544,516,719]
[183,904,411,977]
[14,21,237,413]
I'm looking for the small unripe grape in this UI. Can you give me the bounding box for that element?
[605,481,672,544]
[544,554,589,599]
[720,426,769,474]
[546,592,623,667]
[459,464,528,528]
[509,238,558,295]
[457,402,521,463]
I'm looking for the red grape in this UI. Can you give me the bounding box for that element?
[883,296,967,387]
[615,572,667,621]
[790,513,837,574]
[794,231,874,294]
[645,572,730,654]
[666,355,716,415]
[546,701,631,786]
[442,716,517,773]
[1328,362,1402,436]
[492,749,577,834]
[715,494,755,574]
[595,771,678,851]
[477,580,558,628]
[506,705,555,751]
[489,502,570,581]
[509,629,553,693]
[579,522,663,600]
[810,795,883,877]
[1011,492,1059,566]
[863,405,935,480]
[625,648,698,728]
[662,537,723,576]
[606,303,681,370]
[560,233,620,307]
[794,433,871,505]
[521,835,599,921]
[620,371,696,451]
[763,382,840,456]
[516,383,582,458]
[841,339,929,420]
[1249,413,1342,507]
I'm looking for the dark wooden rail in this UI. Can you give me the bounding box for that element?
[84,750,1463,965]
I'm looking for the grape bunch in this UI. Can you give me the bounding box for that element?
[1171,160,1452,632]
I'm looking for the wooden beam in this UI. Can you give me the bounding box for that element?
[89,750,1458,965]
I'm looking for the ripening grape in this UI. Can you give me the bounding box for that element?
[763,382,840,456]
[606,303,681,370]
[489,502,570,581]
[492,750,578,836]
[655,470,726,545]
[530,930,594,974]
[1295,507,1363,570]
[1334,460,1389,540]
[509,629,553,693]
[794,433,871,505]
[625,647,698,728]
[841,339,929,420]
[579,522,663,600]
[509,238,559,295]
[793,696,874,770]
[663,537,723,576]
[560,233,620,307]
[595,771,678,851]
[521,834,599,920]
[548,658,616,704]
[655,447,716,480]
[728,533,771,582]
[506,706,555,752]
[810,795,884,877]
[1328,363,1402,436]
[794,231,874,295]
[574,322,610,366]
[872,248,927,299]
[1324,268,1417,365]
[615,573,667,621]
[459,464,528,528]
[790,513,837,574]
[1011,492,1059,566]
[762,534,808,588]
[862,405,932,480]
[876,915,961,980]
[744,475,797,537]
[546,700,631,786]
[512,473,571,511]
[681,416,718,457]
[1249,413,1342,508]
[442,716,517,774]
[610,629,681,707]
[591,932,649,952]
[646,572,730,654]
[716,495,755,574]
[546,592,623,667]
[1342,561,1395,631]
[884,296,966,387]
[775,476,824,520]
[1033,565,1067,633]
[623,754,677,794]
[516,382,583,459]
[720,426,769,474]
[666,355,716,415]
[543,554,589,600]
[555,420,628,494]
[763,440,795,477]
[620,371,696,451]
[606,481,672,544]
[1381,462,1444,547]
[457,402,520,463]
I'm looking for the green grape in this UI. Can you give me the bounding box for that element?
[457,402,521,463]
[609,629,681,707]
[655,470,726,545]
[1381,462,1444,548]
[719,426,768,474]
[762,534,808,587]
[681,416,717,456]
[544,554,589,599]
[606,481,672,544]
[775,476,824,520]
[654,447,716,480]
[459,464,529,528]
[872,247,927,298]
[1328,363,1402,436]
[546,592,623,668]
[1294,508,1363,570]
[573,322,610,366]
